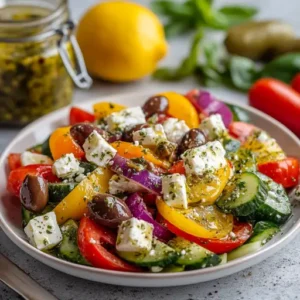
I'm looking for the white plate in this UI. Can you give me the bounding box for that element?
[0,92,300,287]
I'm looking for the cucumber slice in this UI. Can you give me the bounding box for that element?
[21,204,54,227]
[223,138,241,153]
[22,207,36,227]
[79,161,98,175]
[255,173,292,224]
[228,241,262,261]
[227,149,256,174]
[219,253,227,265]
[228,105,250,122]
[48,183,78,203]
[27,143,43,154]
[247,221,279,245]
[163,265,185,273]
[58,220,88,265]
[41,136,52,158]
[117,239,177,267]
[169,237,221,270]
[217,172,267,216]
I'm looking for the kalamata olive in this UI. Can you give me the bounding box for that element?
[122,124,149,142]
[20,175,48,213]
[142,95,169,118]
[88,194,132,228]
[155,140,177,161]
[177,129,207,157]
[70,123,109,147]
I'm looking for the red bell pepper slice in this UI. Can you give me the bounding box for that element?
[157,215,252,254]
[7,164,60,197]
[77,217,141,272]
[7,153,22,171]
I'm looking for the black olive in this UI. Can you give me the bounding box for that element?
[88,194,132,228]
[142,95,169,118]
[70,123,109,147]
[177,129,207,157]
[20,175,48,213]
[122,124,149,142]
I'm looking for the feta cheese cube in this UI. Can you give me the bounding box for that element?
[116,218,153,252]
[182,141,227,176]
[108,174,142,194]
[132,124,166,147]
[162,174,188,209]
[199,114,226,140]
[83,130,117,167]
[163,118,190,144]
[106,107,146,133]
[24,212,62,250]
[52,153,80,179]
[21,151,53,166]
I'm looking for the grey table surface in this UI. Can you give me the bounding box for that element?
[1,0,300,299]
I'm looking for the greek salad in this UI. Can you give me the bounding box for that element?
[6,90,300,273]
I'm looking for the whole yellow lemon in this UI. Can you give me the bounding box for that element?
[76,1,168,82]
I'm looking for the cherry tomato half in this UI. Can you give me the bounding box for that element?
[258,157,299,188]
[228,122,256,143]
[7,153,22,171]
[69,107,95,125]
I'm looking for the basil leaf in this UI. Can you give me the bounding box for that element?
[151,1,193,18]
[228,56,259,90]
[193,0,229,29]
[153,29,203,80]
[219,5,258,26]
[164,21,194,39]
[261,53,300,83]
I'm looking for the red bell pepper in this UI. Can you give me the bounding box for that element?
[69,107,95,125]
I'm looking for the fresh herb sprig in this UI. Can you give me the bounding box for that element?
[151,0,258,38]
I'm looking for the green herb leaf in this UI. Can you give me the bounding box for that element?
[164,21,193,39]
[151,1,193,19]
[219,5,258,26]
[153,29,203,81]
[228,56,260,90]
[260,53,300,83]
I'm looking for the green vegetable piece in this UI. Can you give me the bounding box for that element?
[169,237,221,270]
[58,219,88,265]
[41,136,52,159]
[118,239,178,267]
[223,137,241,153]
[261,53,300,83]
[48,183,78,203]
[227,104,250,122]
[247,221,279,245]
[228,241,261,261]
[163,264,185,273]
[228,56,259,91]
[79,161,98,175]
[153,29,203,81]
[21,204,54,227]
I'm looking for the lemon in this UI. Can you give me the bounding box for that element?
[76,1,168,82]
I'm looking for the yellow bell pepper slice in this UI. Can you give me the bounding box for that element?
[187,163,231,205]
[158,91,199,128]
[93,102,126,120]
[54,167,112,224]
[156,199,233,239]
[242,130,286,164]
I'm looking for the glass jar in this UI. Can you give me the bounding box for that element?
[0,0,92,126]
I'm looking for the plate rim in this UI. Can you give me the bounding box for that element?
[1,91,300,285]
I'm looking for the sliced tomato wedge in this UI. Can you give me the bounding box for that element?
[228,122,257,143]
[168,160,185,175]
[7,164,60,197]
[157,215,252,254]
[69,107,95,125]
[258,157,299,188]
[7,153,22,171]
[78,217,141,272]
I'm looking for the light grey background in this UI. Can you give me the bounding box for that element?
[1,0,300,299]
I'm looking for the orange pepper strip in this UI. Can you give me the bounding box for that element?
[49,126,85,160]
[110,141,169,169]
